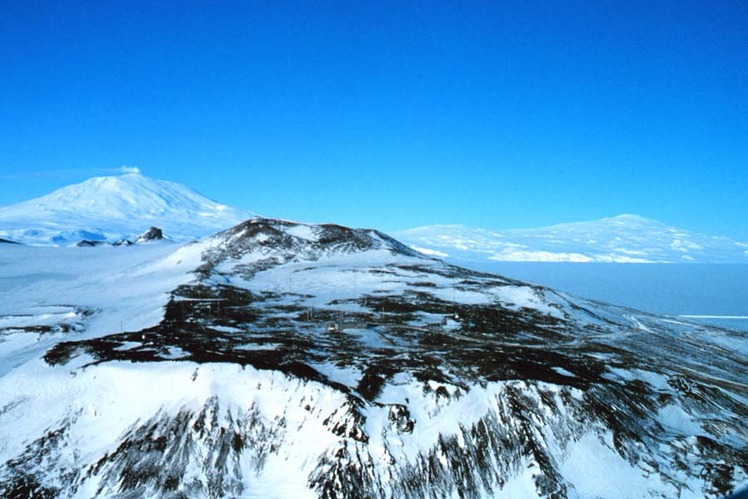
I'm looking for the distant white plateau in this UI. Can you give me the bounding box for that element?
[395,215,748,264]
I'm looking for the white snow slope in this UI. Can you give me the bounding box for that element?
[0,171,253,245]
[396,214,748,264]
[0,241,201,377]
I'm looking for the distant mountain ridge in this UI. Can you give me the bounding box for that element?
[3,173,746,264]
[0,172,253,246]
[396,215,748,264]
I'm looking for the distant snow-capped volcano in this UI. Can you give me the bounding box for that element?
[0,172,253,245]
[396,214,748,264]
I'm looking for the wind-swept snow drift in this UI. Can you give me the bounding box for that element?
[0,172,253,245]
[0,218,746,498]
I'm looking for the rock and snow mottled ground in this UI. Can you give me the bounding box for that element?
[0,218,746,498]
[395,214,748,264]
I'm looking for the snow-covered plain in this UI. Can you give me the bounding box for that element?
[1,218,746,498]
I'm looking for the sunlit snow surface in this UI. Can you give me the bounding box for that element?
[0,218,746,498]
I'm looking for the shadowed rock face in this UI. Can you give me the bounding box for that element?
[2,218,747,498]
[137,226,164,242]
[76,240,108,247]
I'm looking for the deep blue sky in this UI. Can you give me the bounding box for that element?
[1,1,747,238]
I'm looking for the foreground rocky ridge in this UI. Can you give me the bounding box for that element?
[0,218,746,498]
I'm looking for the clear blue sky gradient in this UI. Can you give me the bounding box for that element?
[1,1,746,238]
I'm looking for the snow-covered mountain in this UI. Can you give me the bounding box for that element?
[395,214,748,264]
[0,171,253,245]
[0,217,746,497]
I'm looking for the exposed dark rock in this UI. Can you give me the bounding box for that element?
[136,226,164,243]
[76,240,108,247]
